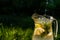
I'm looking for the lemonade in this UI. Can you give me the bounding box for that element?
[32,13,58,40]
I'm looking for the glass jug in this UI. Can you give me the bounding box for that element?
[32,13,58,40]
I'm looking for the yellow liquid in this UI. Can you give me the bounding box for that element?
[32,23,54,40]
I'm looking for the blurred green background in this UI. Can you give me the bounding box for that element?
[0,0,60,40]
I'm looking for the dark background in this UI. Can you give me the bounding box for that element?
[0,0,60,16]
[0,0,60,36]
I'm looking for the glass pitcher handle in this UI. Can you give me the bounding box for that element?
[53,19,58,38]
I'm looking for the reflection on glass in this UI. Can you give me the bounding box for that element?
[32,13,58,40]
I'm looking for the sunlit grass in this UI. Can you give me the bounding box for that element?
[0,24,33,40]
